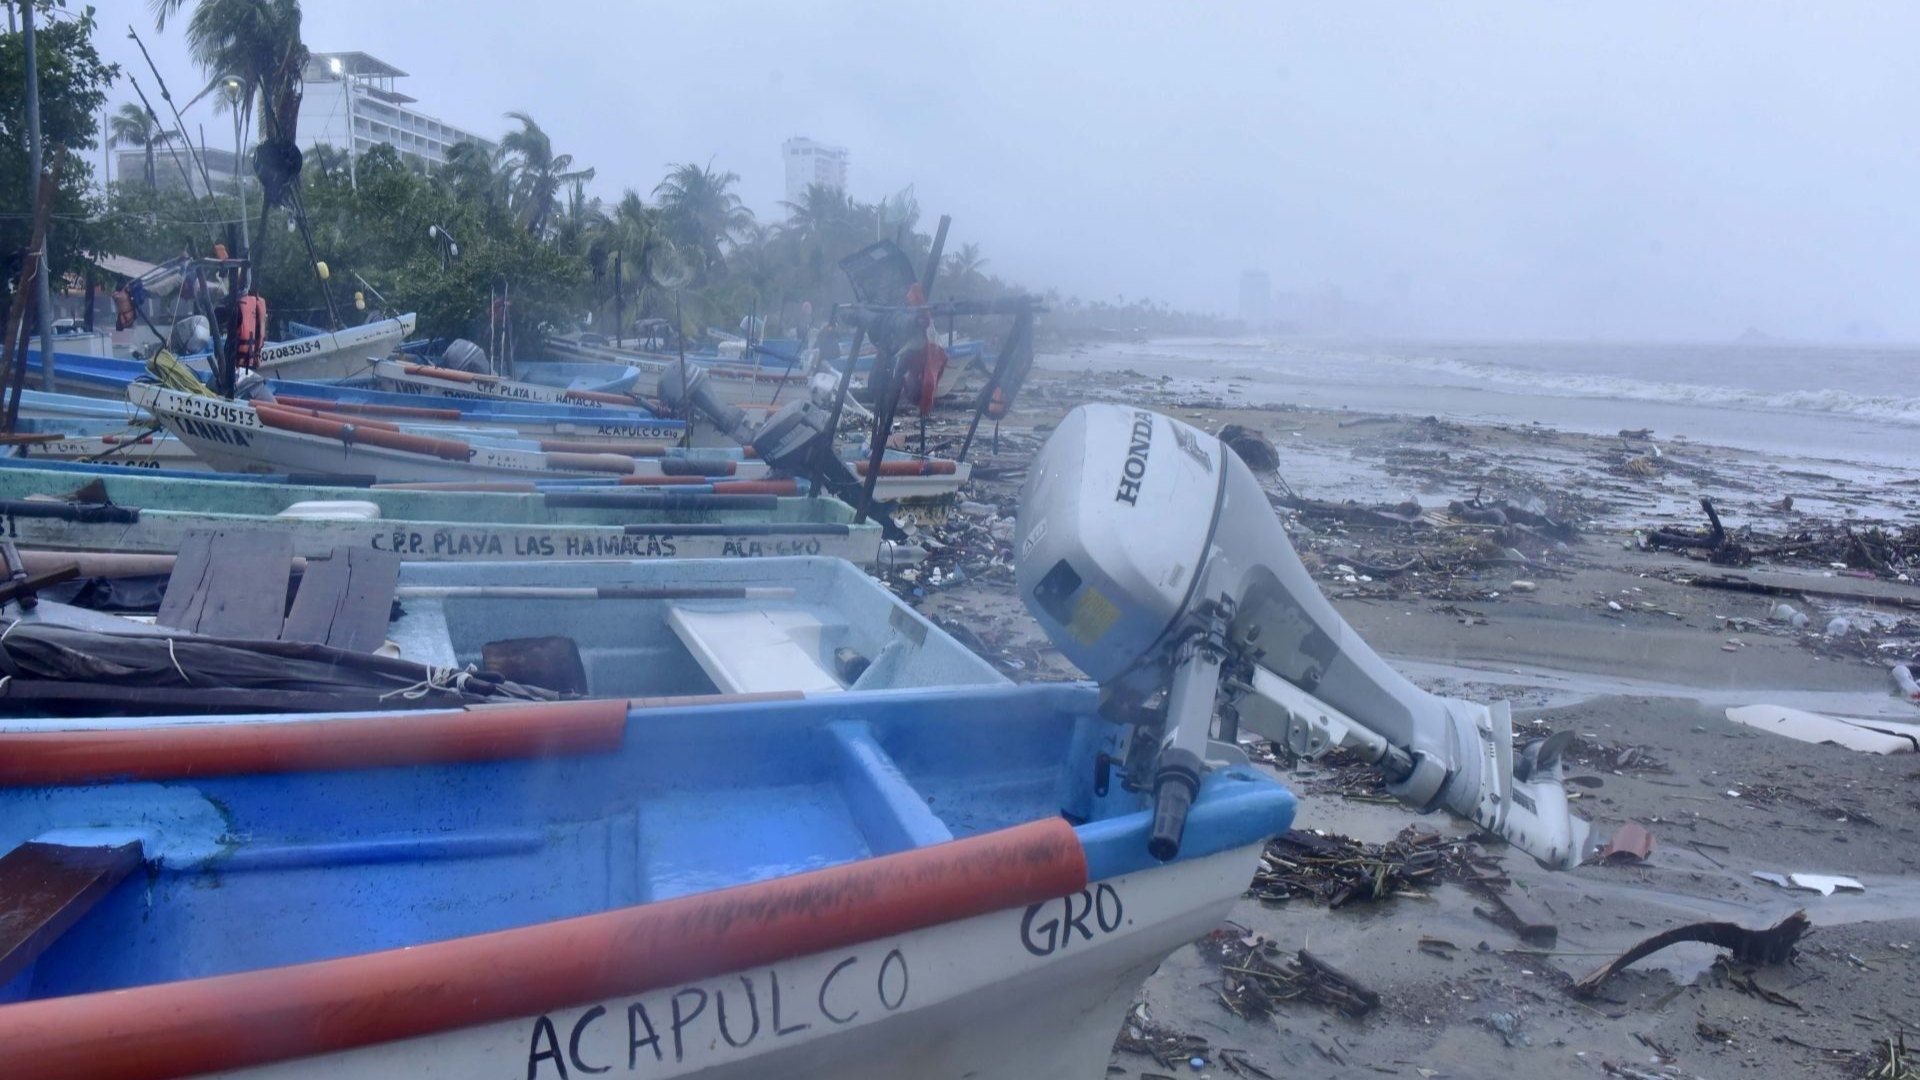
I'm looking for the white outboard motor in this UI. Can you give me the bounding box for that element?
[168,315,211,356]
[1015,404,1589,868]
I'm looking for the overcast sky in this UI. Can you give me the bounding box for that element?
[78,1,1920,340]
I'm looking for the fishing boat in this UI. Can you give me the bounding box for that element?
[0,462,882,563]
[368,360,650,410]
[0,554,1002,714]
[129,381,723,483]
[20,314,415,392]
[0,681,1295,1079]
[123,382,970,510]
[513,361,647,396]
[548,337,812,409]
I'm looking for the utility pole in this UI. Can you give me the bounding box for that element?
[23,0,57,391]
[227,77,249,255]
[331,56,357,191]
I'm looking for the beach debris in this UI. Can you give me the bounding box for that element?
[1724,704,1915,754]
[1250,826,1498,907]
[1206,932,1380,1019]
[1752,871,1865,896]
[1571,909,1810,998]
[1112,1015,1216,1073]
[1863,1031,1920,1080]
[1640,496,1749,565]
[1483,1010,1531,1048]
[1892,664,1920,702]
[1218,424,1280,472]
[1478,886,1559,947]
[1768,601,1811,628]
[1598,822,1655,864]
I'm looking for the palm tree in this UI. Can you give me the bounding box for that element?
[437,139,513,209]
[944,242,988,282]
[500,112,594,236]
[152,0,309,149]
[653,161,753,282]
[108,102,168,187]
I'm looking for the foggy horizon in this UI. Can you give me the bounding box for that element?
[79,1,1920,342]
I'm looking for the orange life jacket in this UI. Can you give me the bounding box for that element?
[234,295,267,369]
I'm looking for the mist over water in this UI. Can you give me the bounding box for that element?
[1055,338,1920,471]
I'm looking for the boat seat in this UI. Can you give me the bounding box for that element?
[274,500,382,521]
[0,839,143,985]
[667,606,843,695]
[157,529,295,639]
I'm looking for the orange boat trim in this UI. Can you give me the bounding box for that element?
[0,819,1088,1080]
[0,698,630,786]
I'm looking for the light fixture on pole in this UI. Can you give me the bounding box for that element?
[428,225,459,270]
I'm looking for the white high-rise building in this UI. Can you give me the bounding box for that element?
[782,137,849,204]
[297,51,494,170]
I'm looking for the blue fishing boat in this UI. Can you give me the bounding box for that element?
[0,683,1294,1079]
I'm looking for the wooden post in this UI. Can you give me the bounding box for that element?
[2,153,64,433]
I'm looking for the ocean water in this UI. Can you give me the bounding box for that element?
[1050,337,1920,473]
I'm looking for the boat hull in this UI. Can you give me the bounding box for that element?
[202,847,1255,1080]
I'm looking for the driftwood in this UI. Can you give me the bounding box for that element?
[1571,910,1810,998]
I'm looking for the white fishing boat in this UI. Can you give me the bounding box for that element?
[130,381,718,483]
[249,314,417,381]
[22,316,415,394]
[125,382,971,509]
[368,359,646,410]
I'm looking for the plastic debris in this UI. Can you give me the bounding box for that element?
[1598,822,1655,864]
[1751,871,1866,895]
[1485,1011,1531,1048]
[1724,704,1915,754]
[1894,664,1920,702]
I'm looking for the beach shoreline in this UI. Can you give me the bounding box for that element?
[895,341,1920,1078]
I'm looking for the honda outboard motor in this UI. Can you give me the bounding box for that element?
[168,315,211,356]
[657,364,751,443]
[439,339,489,373]
[1015,404,1589,868]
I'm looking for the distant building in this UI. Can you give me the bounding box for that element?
[1238,270,1272,325]
[114,144,244,197]
[297,51,494,170]
[783,137,849,204]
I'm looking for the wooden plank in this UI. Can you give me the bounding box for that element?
[153,532,217,631]
[0,840,143,986]
[156,530,294,640]
[279,546,400,652]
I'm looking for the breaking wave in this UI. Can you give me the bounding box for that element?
[1374,353,1920,425]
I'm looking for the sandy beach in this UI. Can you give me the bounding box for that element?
[891,338,1920,1078]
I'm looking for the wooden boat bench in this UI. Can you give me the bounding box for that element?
[0,840,142,987]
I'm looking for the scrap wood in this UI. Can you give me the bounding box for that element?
[1481,886,1559,948]
[1213,936,1380,1019]
[1252,826,1491,907]
[1865,1031,1920,1080]
[1571,910,1811,998]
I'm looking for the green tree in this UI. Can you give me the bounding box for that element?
[107,101,169,187]
[1,3,117,290]
[653,160,751,283]
[152,0,308,147]
[500,112,594,237]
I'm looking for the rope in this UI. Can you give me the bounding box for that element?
[379,664,476,702]
[165,636,191,684]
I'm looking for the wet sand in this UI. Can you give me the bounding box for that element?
[899,347,1920,1078]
